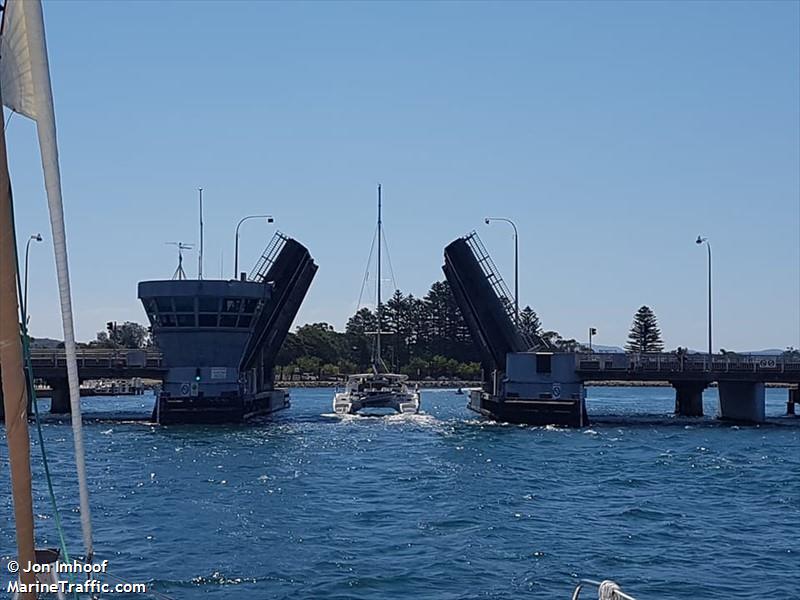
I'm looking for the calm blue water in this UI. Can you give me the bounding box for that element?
[2,387,798,599]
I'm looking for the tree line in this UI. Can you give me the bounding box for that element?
[78,295,799,380]
[276,280,592,379]
[277,281,481,379]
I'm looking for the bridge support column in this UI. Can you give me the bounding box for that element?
[718,381,765,423]
[787,386,799,416]
[49,379,71,414]
[673,382,705,417]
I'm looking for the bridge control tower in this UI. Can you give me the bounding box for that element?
[139,232,316,424]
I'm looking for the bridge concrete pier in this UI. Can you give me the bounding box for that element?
[672,382,705,417]
[48,379,71,414]
[787,387,799,415]
[718,381,765,423]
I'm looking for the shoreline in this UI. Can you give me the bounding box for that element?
[280,380,796,389]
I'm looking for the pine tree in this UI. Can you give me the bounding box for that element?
[518,306,542,339]
[345,307,377,335]
[625,305,664,353]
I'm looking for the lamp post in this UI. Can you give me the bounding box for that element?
[696,235,712,368]
[484,216,519,324]
[234,215,274,279]
[198,188,203,280]
[23,233,43,319]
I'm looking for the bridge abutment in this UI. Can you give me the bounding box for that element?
[672,382,705,417]
[718,381,765,423]
[49,379,71,414]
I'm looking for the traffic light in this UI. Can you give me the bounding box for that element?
[590,328,597,336]
[195,367,201,382]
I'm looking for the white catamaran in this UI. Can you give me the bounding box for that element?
[333,185,420,416]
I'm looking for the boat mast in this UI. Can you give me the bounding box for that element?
[376,183,382,370]
[0,56,38,598]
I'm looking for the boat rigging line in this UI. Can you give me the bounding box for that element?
[356,223,378,311]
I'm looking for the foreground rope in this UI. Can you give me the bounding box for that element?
[598,579,622,600]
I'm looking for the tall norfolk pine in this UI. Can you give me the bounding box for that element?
[625,305,664,353]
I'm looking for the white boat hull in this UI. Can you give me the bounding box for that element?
[333,389,420,415]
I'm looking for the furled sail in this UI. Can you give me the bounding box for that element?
[0,0,93,558]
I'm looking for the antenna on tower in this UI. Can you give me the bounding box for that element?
[166,242,193,280]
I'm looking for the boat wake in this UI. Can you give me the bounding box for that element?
[321,410,439,427]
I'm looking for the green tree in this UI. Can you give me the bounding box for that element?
[346,307,377,335]
[90,321,150,349]
[293,323,344,366]
[88,331,116,349]
[625,306,664,353]
[385,290,412,368]
[518,306,542,340]
[276,332,304,366]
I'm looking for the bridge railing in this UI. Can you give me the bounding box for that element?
[29,348,164,370]
[576,352,800,374]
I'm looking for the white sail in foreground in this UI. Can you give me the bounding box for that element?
[0,0,93,558]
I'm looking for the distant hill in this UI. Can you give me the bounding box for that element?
[30,337,62,349]
[588,344,788,355]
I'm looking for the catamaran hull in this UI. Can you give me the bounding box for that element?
[155,389,289,424]
[333,391,420,416]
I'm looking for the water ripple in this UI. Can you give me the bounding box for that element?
[1,386,798,599]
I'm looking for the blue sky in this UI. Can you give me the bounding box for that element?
[8,0,799,351]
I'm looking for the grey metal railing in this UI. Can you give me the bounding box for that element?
[28,348,164,369]
[463,231,536,349]
[575,352,800,373]
[249,230,289,283]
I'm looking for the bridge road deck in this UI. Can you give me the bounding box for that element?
[0,348,166,416]
[575,352,800,420]
[576,352,800,384]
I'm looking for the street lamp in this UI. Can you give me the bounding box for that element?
[234,215,274,279]
[23,233,43,320]
[484,216,519,324]
[696,235,712,367]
